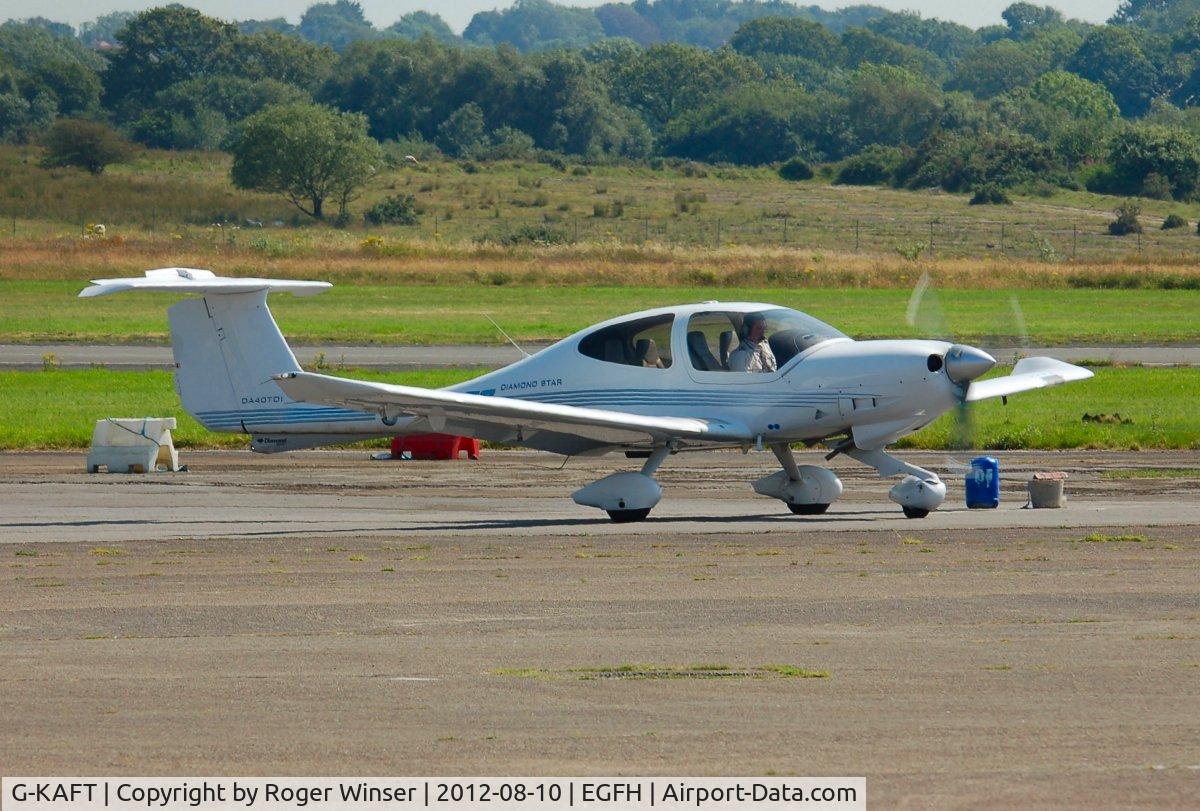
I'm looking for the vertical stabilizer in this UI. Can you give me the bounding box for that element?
[168,291,302,431]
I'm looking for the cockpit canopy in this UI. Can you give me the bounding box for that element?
[575,305,845,372]
[686,308,846,371]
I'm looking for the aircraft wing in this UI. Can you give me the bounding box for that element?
[273,371,751,448]
[965,357,1094,402]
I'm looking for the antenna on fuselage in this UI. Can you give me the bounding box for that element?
[485,314,530,358]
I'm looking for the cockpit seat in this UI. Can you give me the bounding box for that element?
[604,338,630,365]
[718,330,734,369]
[634,338,663,368]
[687,330,722,371]
[768,328,817,366]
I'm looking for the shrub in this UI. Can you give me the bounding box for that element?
[41,119,132,174]
[834,145,901,185]
[1162,213,1187,230]
[969,183,1012,205]
[363,194,419,226]
[1141,172,1173,200]
[479,223,568,246]
[1108,200,1142,235]
[778,156,814,181]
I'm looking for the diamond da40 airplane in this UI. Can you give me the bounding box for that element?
[82,268,1093,522]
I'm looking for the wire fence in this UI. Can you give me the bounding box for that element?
[5,205,1197,263]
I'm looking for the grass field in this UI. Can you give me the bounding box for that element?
[2,366,1195,451]
[9,144,1200,263]
[8,280,1200,345]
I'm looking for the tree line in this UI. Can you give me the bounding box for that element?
[7,0,1200,217]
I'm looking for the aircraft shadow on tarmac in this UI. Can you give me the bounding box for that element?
[424,509,897,531]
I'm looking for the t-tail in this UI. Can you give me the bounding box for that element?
[80,267,388,452]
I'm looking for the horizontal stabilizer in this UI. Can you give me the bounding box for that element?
[966,356,1093,402]
[274,371,751,447]
[79,267,330,298]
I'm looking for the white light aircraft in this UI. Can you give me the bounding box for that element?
[82,268,1093,522]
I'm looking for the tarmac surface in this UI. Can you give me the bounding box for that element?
[2,448,1199,806]
[6,342,1200,370]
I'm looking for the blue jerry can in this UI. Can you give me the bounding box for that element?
[965,456,1001,509]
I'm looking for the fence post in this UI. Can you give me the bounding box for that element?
[1072,223,1077,259]
[643,217,649,244]
[782,215,788,244]
[573,218,578,242]
[433,214,438,240]
[1000,223,1006,254]
[929,219,934,254]
[715,218,721,248]
[1137,230,1142,253]
[855,219,861,252]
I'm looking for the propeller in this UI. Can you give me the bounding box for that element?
[905,271,997,455]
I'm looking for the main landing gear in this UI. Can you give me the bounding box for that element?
[754,443,844,516]
[571,445,671,523]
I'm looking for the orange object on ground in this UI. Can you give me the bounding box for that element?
[390,434,480,460]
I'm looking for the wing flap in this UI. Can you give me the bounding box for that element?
[274,371,750,447]
[966,357,1093,402]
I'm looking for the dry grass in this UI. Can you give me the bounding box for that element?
[4,233,1200,291]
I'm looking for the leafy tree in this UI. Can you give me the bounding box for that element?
[609,43,762,130]
[839,27,944,78]
[662,83,814,165]
[1027,70,1120,122]
[0,21,105,73]
[16,17,74,39]
[866,12,980,63]
[1111,0,1200,32]
[846,65,942,149]
[730,17,843,63]
[1067,26,1159,116]
[436,103,488,158]
[102,7,239,115]
[230,103,383,219]
[238,18,299,37]
[40,118,132,173]
[0,68,55,143]
[387,12,459,44]
[950,39,1047,98]
[465,0,604,51]
[17,58,101,117]
[231,32,337,93]
[1107,124,1200,200]
[298,1,378,51]
[1002,4,1065,38]
[595,4,661,45]
[78,12,135,49]
[131,77,309,150]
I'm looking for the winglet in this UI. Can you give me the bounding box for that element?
[79,267,331,298]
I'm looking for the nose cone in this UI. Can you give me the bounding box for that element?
[944,344,995,383]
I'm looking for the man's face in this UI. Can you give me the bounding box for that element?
[748,319,765,342]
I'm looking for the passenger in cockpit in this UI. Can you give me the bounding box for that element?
[727,312,777,372]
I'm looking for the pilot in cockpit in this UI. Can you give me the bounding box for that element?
[727,312,777,372]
